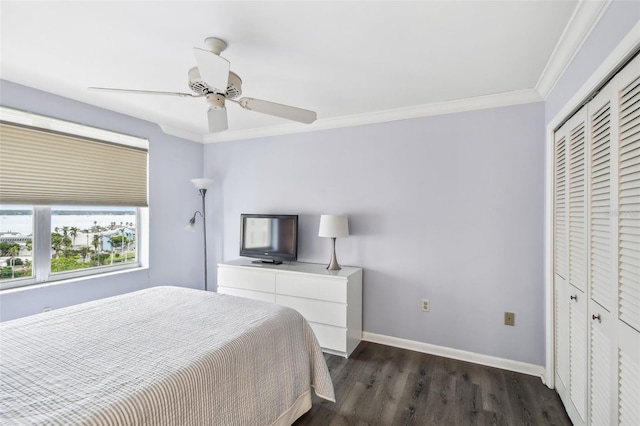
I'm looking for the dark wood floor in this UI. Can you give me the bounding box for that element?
[295,341,571,426]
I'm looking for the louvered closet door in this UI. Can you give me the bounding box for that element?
[587,81,619,426]
[616,53,640,426]
[567,107,589,425]
[553,49,640,426]
[555,126,570,390]
[617,54,640,333]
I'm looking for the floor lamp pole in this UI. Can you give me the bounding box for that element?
[200,188,208,291]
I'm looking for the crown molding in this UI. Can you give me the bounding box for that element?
[158,123,204,143]
[536,0,611,99]
[197,89,542,144]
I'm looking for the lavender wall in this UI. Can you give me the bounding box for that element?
[545,0,640,124]
[205,102,546,365]
[0,81,205,321]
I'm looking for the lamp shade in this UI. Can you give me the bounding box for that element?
[318,215,349,238]
[191,178,214,190]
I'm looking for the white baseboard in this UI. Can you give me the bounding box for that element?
[362,332,546,381]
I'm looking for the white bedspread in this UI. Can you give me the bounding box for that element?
[0,286,334,425]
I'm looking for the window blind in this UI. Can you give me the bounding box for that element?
[0,121,148,207]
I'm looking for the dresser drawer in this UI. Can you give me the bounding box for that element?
[277,273,347,303]
[309,322,347,353]
[276,295,346,327]
[218,286,276,304]
[218,267,276,292]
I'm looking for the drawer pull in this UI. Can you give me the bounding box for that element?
[570,295,577,301]
[592,314,601,323]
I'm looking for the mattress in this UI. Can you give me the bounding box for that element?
[0,286,335,425]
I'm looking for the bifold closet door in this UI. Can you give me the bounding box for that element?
[554,124,570,391]
[587,78,619,426]
[616,53,640,426]
[554,106,589,426]
[617,54,640,334]
[567,107,589,425]
[554,50,640,426]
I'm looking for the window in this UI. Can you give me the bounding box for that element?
[0,205,140,288]
[0,206,33,281]
[0,107,148,290]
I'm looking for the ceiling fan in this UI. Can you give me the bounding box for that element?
[89,37,317,133]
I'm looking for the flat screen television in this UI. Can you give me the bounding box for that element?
[239,214,298,264]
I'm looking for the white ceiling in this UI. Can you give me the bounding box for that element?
[0,1,604,143]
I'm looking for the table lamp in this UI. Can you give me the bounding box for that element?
[318,214,349,270]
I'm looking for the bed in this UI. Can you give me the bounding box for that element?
[0,286,335,425]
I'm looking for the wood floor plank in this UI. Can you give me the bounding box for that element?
[477,360,513,421]
[295,341,571,426]
[504,370,542,425]
[454,376,483,425]
[392,370,433,425]
[420,356,457,425]
[375,346,422,425]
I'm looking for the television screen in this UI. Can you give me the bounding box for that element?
[240,214,298,264]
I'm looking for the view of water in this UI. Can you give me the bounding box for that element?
[0,214,137,235]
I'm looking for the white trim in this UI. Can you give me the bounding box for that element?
[544,19,640,392]
[544,119,556,388]
[160,89,542,144]
[205,89,541,143]
[158,123,204,144]
[0,206,146,292]
[536,0,611,99]
[362,332,545,380]
[0,266,149,296]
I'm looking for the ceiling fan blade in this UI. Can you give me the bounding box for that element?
[89,87,201,97]
[193,48,230,92]
[207,108,228,133]
[236,97,317,124]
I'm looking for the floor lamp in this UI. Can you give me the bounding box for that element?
[185,178,213,291]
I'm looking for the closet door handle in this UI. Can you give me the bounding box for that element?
[570,295,578,301]
[592,314,601,323]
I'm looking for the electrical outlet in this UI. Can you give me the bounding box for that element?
[42,306,52,312]
[504,312,515,326]
[421,299,430,312]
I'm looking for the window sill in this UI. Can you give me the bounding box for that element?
[0,266,149,295]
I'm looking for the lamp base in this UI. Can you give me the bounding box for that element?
[327,237,342,270]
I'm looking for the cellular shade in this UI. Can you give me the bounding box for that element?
[0,122,148,206]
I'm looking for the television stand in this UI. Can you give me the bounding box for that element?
[251,259,283,265]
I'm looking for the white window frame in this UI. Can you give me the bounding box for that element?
[0,206,148,291]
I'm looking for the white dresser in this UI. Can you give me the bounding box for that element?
[217,259,363,358]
